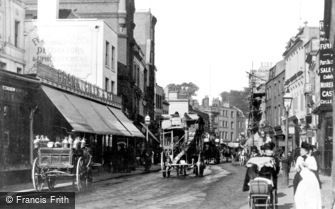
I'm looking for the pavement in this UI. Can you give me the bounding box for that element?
[0,164,161,193]
[239,167,333,209]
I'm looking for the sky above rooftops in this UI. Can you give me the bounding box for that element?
[136,0,323,102]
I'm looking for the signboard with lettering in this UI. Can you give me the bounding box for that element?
[319,20,334,108]
[24,21,96,85]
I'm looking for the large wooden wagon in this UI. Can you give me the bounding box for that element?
[160,113,206,178]
[32,147,91,192]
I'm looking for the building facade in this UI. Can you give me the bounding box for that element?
[23,0,141,120]
[212,103,246,141]
[265,60,286,148]
[24,19,118,94]
[132,41,147,121]
[134,10,157,122]
[155,84,165,120]
[283,25,319,154]
[166,91,189,117]
[0,0,26,73]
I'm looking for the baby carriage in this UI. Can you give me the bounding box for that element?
[244,157,277,209]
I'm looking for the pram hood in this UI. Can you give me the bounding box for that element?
[246,156,276,171]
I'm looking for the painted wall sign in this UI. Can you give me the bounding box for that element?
[319,20,334,107]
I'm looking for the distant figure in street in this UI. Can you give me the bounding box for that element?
[287,151,293,174]
[249,146,259,158]
[294,142,322,209]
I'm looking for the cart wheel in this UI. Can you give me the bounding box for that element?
[47,176,56,191]
[76,157,85,192]
[194,166,199,176]
[32,158,44,192]
[199,165,204,177]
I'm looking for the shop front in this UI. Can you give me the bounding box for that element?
[34,84,145,171]
[0,70,39,187]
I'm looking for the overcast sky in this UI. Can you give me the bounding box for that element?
[135,0,324,102]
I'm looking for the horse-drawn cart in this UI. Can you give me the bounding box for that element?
[32,147,91,192]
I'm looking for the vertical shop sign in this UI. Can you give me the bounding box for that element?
[319,20,334,107]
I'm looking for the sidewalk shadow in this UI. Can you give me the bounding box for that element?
[277,203,294,209]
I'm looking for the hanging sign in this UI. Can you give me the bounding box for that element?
[319,20,334,107]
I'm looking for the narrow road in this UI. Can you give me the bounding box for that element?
[75,163,249,209]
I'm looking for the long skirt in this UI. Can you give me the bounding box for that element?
[294,168,322,209]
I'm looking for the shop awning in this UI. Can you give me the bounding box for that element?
[42,86,131,136]
[108,107,145,138]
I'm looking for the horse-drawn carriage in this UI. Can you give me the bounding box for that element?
[160,113,206,177]
[32,147,92,192]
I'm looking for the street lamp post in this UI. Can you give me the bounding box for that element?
[283,90,293,186]
[145,115,151,144]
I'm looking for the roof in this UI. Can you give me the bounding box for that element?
[25,9,79,19]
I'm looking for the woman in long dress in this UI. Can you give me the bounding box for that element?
[294,142,322,209]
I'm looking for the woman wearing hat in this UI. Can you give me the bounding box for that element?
[294,142,322,209]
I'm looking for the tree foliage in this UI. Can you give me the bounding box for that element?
[220,88,250,115]
[166,82,199,99]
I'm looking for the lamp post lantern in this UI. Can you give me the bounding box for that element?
[145,115,151,143]
[283,89,293,186]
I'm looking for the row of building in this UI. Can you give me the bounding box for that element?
[0,0,170,186]
[248,0,335,175]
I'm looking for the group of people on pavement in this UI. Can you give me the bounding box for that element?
[103,144,154,173]
[242,140,322,209]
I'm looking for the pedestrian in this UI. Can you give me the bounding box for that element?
[284,151,293,175]
[294,142,322,209]
[249,146,259,158]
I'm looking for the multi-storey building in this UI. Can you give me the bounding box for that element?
[155,84,165,120]
[24,0,142,120]
[283,24,319,153]
[212,103,246,141]
[0,0,26,73]
[265,60,286,149]
[134,10,157,122]
[132,42,147,121]
[316,0,335,175]
[24,17,119,94]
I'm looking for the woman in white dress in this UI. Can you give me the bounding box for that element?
[294,142,322,209]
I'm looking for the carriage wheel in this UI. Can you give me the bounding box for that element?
[199,165,204,177]
[76,157,87,192]
[47,176,56,191]
[32,158,44,192]
[194,166,198,176]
